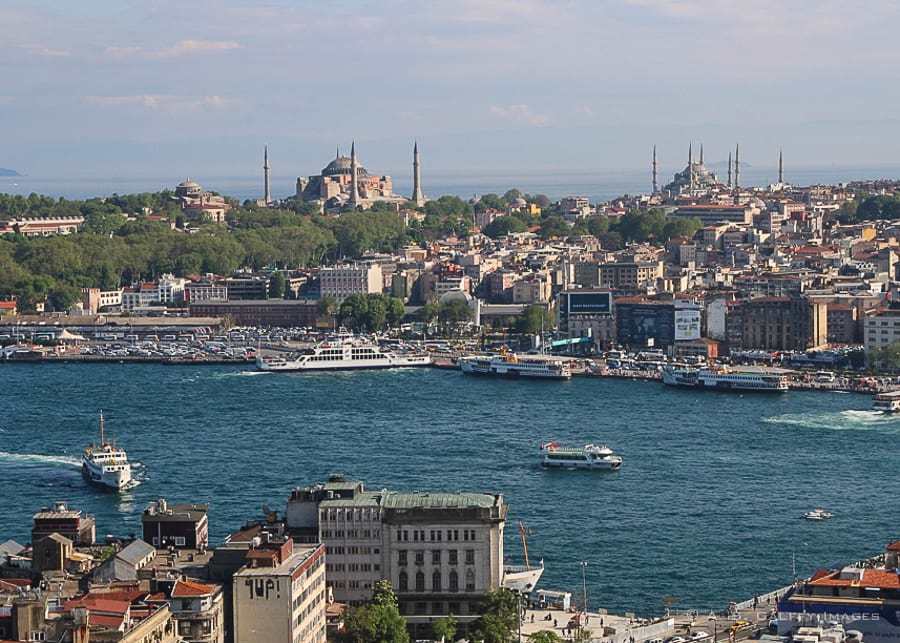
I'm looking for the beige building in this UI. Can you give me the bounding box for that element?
[319,264,383,302]
[285,476,507,638]
[233,539,326,643]
[598,261,662,290]
[170,579,225,643]
[864,308,900,352]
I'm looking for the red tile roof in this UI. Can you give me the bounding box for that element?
[172,579,218,598]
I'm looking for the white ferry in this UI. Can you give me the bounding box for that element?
[540,442,622,470]
[82,412,136,492]
[256,336,431,372]
[662,365,789,392]
[873,390,900,413]
[459,353,572,379]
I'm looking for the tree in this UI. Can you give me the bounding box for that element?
[469,588,519,643]
[516,305,553,335]
[528,632,564,643]
[483,216,527,238]
[340,581,410,643]
[269,272,285,298]
[433,615,457,642]
[539,216,569,240]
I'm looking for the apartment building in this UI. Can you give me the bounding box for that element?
[319,264,383,302]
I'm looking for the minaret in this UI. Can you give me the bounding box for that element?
[727,151,732,187]
[778,148,784,184]
[263,145,271,205]
[349,141,359,208]
[411,140,425,206]
[651,145,658,194]
[734,143,740,188]
[699,143,704,165]
[688,143,695,190]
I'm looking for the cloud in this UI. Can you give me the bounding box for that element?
[489,104,549,127]
[104,40,241,60]
[20,44,71,57]
[82,94,238,112]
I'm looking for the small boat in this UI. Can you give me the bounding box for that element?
[802,508,833,521]
[540,442,622,470]
[82,411,138,492]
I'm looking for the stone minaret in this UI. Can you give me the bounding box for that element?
[734,143,740,188]
[699,143,704,165]
[263,145,271,205]
[350,141,360,208]
[727,151,732,187]
[651,145,658,194]
[411,141,425,206]
[688,143,695,190]
[778,148,784,184]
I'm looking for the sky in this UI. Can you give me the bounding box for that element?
[2,0,900,180]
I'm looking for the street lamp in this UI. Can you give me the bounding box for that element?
[580,561,589,615]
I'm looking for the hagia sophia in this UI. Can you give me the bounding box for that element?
[294,141,425,210]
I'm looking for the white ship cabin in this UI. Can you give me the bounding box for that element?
[306,343,384,363]
[85,444,129,470]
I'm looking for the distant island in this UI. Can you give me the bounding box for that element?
[0,168,22,177]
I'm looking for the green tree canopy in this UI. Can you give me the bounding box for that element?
[339,580,410,643]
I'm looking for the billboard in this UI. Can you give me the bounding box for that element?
[566,292,612,315]
[674,307,701,341]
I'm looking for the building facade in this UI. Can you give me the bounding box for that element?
[142,499,209,550]
[319,264,383,302]
[232,540,326,643]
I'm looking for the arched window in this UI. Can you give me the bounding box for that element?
[449,570,458,592]
[465,569,475,592]
[415,571,425,592]
[398,571,408,592]
[432,570,442,592]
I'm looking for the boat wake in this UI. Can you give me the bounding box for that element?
[212,370,269,379]
[763,409,900,432]
[0,451,81,468]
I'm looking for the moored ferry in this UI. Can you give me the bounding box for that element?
[256,336,431,372]
[459,353,572,379]
[873,390,900,413]
[539,442,622,470]
[662,365,789,392]
[82,412,137,492]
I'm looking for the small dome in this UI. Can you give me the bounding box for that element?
[178,178,201,188]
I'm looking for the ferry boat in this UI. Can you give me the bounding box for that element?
[539,442,622,470]
[802,508,833,521]
[459,353,572,379]
[873,390,900,413]
[82,412,137,492]
[662,365,789,392]
[256,336,431,372]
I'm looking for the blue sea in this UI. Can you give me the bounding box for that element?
[1,165,899,204]
[0,364,895,615]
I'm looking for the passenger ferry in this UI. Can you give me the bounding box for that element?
[459,352,572,379]
[539,442,622,470]
[662,365,789,392]
[256,336,431,372]
[872,390,900,413]
[82,412,137,492]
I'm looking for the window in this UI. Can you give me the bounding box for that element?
[449,569,458,592]
[175,536,186,546]
[398,571,408,592]
[432,570,442,592]
[465,549,475,565]
[449,550,458,566]
[398,550,407,566]
[465,569,475,592]
[432,550,441,565]
[415,551,424,566]
[415,571,425,592]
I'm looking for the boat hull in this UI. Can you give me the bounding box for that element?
[257,356,431,372]
[82,461,135,492]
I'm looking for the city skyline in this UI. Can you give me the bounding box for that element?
[2,1,900,178]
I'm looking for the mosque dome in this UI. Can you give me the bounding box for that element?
[322,155,367,177]
[174,178,203,198]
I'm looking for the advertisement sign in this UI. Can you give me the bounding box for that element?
[674,308,701,341]
[567,292,612,315]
